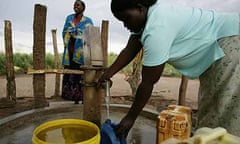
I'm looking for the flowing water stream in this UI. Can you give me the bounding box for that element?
[104,81,110,119]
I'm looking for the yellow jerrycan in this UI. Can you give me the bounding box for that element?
[161,127,240,144]
[156,105,192,144]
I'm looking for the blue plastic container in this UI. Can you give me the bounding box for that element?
[100,119,127,144]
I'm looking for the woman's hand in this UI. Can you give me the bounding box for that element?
[69,27,77,38]
[114,115,136,139]
[97,69,113,88]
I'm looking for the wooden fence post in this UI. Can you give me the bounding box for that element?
[33,4,48,108]
[51,29,61,98]
[4,20,16,104]
[178,75,188,106]
[101,20,109,67]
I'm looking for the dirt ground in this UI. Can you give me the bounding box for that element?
[0,73,199,119]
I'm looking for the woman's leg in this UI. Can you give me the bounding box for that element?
[61,51,83,103]
[70,62,83,104]
[61,66,73,100]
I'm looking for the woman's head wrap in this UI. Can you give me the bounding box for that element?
[111,0,157,13]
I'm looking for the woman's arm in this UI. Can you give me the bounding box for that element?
[115,63,165,137]
[98,34,143,82]
[62,15,71,39]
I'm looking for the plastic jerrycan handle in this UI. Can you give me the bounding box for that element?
[194,127,227,144]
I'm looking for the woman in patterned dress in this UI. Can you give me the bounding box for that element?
[62,0,93,104]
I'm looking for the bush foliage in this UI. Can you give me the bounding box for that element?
[0,52,180,77]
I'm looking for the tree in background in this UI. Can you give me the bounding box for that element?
[124,50,143,97]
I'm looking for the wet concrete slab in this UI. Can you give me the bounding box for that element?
[0,102,158,144]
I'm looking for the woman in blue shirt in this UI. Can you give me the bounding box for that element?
[98,0,240,137]
[62,0,93,104]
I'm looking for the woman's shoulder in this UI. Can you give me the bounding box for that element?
[66,14,75,19]
[83,16,93,21]
[83,16,94,24]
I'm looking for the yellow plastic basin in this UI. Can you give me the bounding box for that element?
[32,119,100,144]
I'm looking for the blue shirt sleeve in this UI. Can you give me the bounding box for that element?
[141,24,176,66]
